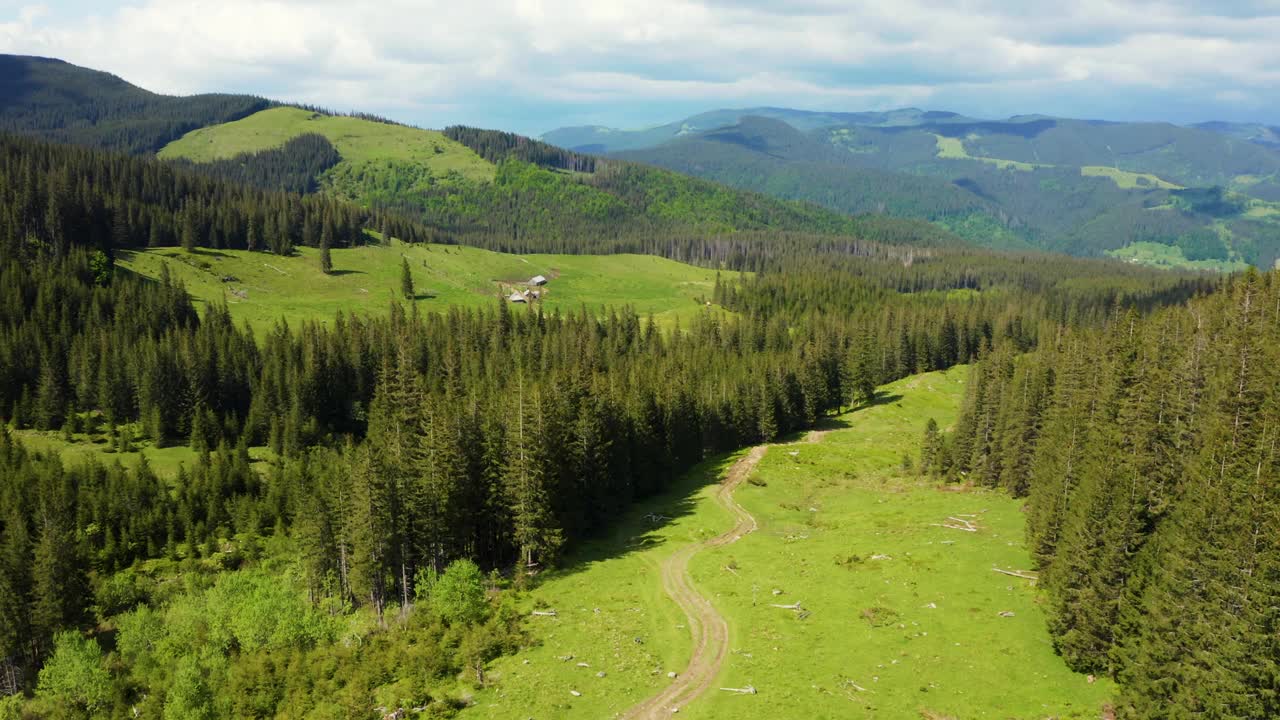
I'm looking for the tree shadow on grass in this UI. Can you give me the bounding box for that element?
[326,269,366,277]
[868,392,905,408]
[183,247,234,259]
[540,451,740,584]
[540,395,897,586]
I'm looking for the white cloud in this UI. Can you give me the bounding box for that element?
[0,0,1278,132]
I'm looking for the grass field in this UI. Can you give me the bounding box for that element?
[157,106,494,182]
[1244,199,1280,219]
[461,368,1112,719]
[11,427,273,479]
[934,135,1040,171]
[118,242,733,333]
[1081,165,1182,190]
[1106,241,1248,273]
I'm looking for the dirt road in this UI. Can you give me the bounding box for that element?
[619,444,767,719]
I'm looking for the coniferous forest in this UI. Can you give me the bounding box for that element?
[943,270,1280,717]
[0,43,1277,720]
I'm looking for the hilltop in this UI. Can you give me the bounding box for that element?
[158,106,494,182]
[0,54,268,154]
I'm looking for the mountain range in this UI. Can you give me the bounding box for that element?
[3,52,1279,270]
[547,108,1280,269]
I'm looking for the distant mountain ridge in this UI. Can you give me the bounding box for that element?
[4,52,1276,269]
[545,107,1280,155]
[559,106,1280,268]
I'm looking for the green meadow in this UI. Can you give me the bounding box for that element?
[11,426,273,480]
[157,106,494,182]
[1081,165,1182,190]
[461,367,1112,719]
[118,242,732,333]
[934,135,1041,171]
[1106,241,1248,273]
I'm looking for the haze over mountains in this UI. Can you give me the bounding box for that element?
[548,108,1280,269]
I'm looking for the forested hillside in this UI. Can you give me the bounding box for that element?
[158,112,961,258]
[592,108,1280,268]
[941,269,1280,717]
[0,56,1038,263]
[0,55,269,155]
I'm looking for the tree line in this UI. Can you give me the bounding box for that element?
[444,126,597,173]
[166,133,342,194]
[0,132,434,262]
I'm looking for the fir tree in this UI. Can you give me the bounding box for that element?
[400,257,414,300]
[319,224,333,275]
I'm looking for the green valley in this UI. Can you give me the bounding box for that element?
[462,368,1111,719]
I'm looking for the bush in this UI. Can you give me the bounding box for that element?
[430,559,488,626]
[35,632,111,715]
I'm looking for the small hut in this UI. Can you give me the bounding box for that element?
[508,291,527,303]
[530,275,548,286]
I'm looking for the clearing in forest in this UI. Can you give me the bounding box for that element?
[118,242,730,334]
[459,367,1112,719]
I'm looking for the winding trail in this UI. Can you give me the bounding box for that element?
[620,444,767,719]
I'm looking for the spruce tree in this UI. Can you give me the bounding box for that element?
[400,257,414,300]
[319,224,333,275]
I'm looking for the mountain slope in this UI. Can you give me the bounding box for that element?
[614,116,1032,250]
[0,54,269,154]
[0,55,964,261]
[156,109,963,255]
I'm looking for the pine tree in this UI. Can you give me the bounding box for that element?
[30,512,84,657]
[180,204,198,253]
[400,257,414,300]
[319,224,333,275]
[0,507,31,666]
[33,361,66,431]
[504,378,562,571]
[920,418,942,475]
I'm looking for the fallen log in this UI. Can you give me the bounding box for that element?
[531,609,558,617]
[842,680,869,693]
[720,685,757,695]
[992,568,1039,580]
[769,602,803,610]
[931,523,978,532]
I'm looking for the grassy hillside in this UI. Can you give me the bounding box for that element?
[118,241,732,332]
[460,368,1112,719]
[1106,240,1251,272]
[158,106,494,182]
[161,108,938,255]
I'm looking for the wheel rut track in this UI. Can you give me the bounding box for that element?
[620,444,767,719]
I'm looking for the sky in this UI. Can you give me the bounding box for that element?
[1,1,1279,136]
